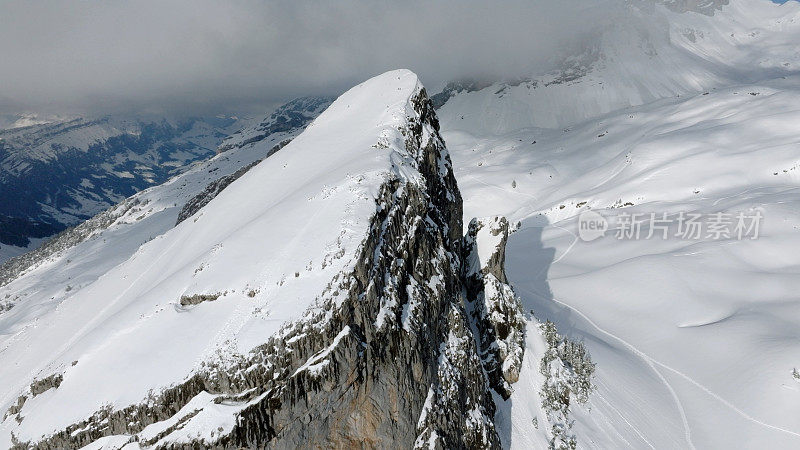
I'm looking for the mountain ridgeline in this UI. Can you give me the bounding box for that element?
[0,97,333,261]
[4,0,800,446]
[1,71,593,449]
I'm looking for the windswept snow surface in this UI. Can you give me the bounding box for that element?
[0,69,427,446]
[2,0,800,447]
[443,1,800,447]
[0,101,321,357]
[436,0,800,133]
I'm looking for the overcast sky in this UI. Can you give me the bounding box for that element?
[0,0,621,116]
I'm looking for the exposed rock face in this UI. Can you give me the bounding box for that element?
[2,396,26,422]
[463,216,525,400]
[226,86,499,448]
[29,374,63,397]
[3,72,599,450]
[430,80,493,109]
[3,373,65,426]
[178,293,221,306]
[17,81,501,449]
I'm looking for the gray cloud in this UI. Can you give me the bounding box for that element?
[0,0,622,116]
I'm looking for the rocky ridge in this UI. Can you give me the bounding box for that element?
[4,72,592,449]
[463,216,526,400]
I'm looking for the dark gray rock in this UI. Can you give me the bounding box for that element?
[2,396,26,422]
[29,373,63,397]
[19,86,500,450]
[430,80,494,109]
[179,293,221,306]
[463,216,525,400]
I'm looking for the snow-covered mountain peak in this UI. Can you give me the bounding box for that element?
[4,1,800,447]
[0,69,483,448]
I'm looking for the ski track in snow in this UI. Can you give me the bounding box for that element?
[515,227,800,445]
[515,283,697,450]
[593,388,655,449]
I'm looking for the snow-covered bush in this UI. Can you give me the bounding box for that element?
[539,320,595,450]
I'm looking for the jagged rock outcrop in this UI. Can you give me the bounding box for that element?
[178,293,222,306]
[3,372,66,426]
[463,216,525,400]
[28,374,63,397]
[2,397,26,423]
[15,75,501,450]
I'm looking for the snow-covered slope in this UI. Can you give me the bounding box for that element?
[0,114,57,130]
[2,0,800,447]
[436,1,800,446]
[0,72,403,446]
[0,97,326,343]
[436,0,800,133]
[0,70,514,449]
[445,77,800,448]
[0,97,333,262]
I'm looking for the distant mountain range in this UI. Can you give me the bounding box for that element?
[0,116,240,258]
[0,97,333,262]
[3,0,800,448]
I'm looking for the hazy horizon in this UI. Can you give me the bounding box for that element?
[0,0,627,117]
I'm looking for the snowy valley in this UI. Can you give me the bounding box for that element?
[0,116,242,261]
[2,0,800,448]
